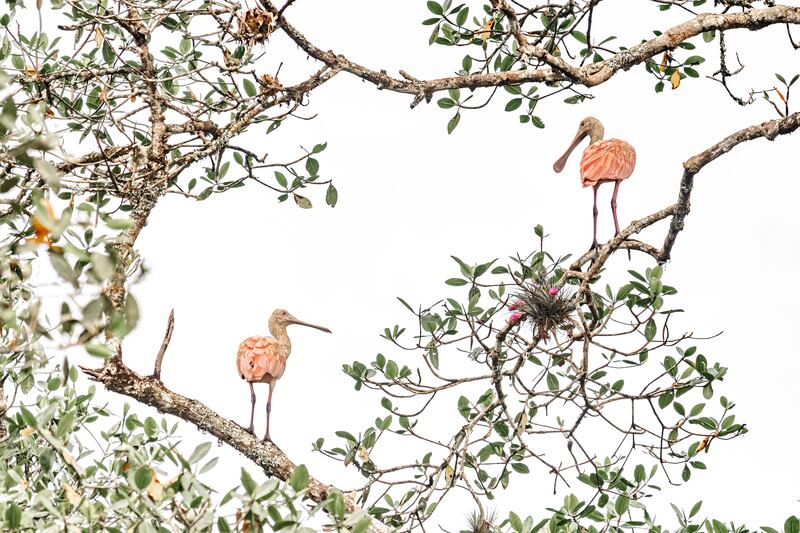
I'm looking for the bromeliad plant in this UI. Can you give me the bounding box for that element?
[508,275,575,342]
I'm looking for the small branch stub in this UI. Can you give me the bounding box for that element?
[151,309,175,381]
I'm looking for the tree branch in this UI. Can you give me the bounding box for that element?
[150,309,174,381]
[81,359,391,532]
[563,111,800,281]
[659,110,800,261]
[259,2,800,105]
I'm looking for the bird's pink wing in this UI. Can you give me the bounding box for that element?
[237,336,286,382]
[580,139,636,187]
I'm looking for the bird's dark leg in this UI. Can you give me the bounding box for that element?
[263,381,274,442]
[590,185,599,252]
[246,382,256,435]
[610,180,630,260]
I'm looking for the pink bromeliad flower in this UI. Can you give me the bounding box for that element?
[548,287,558,296]
[509,312,523,322]
[507,299,523,311]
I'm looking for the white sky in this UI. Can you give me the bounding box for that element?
[26,0,800,528]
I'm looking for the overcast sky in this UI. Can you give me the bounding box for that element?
[37,0,800,527]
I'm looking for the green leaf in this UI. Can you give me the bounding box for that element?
[447,112,460,134]
[509,512,524,532]
[644,318,656,341]
[134,466,152,490]
[615,495,630,515]
[34,159,61,190]
[19,405,37,428]
[546,372,559,392]
[785,516,800,533]
[505,98,522,111]
[49,251,78,288]
[445,278,467,286]
[511,463,529,474]
[189,442,212,464]
[437,98,456,109]
[352,517,373,533]
[85,343,111,359]
[217,517,232,533]
[102,40,114,64]
[305,157,319,175]
[385,360,398,380]
[427,1,443,15]
[106,218,133,230]
[634,464,645,483]
[243,78,256,97]
[289,464,310,491]
[325,184,338,207]
[240,468,257,494]
[5,503,21,529]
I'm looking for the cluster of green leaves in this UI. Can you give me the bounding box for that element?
[643,31,707,93]
[327,231,752,530]
[0,0,336,209]
[423,1,619,132]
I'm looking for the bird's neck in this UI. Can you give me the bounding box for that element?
[269,325,291,354]
[588,129,604,144]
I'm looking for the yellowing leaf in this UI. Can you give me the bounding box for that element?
[64,483,82,507]
[147,477,163,501]
[28,197,56,245]
[444,464,455,486]
[516,410,528,435]
[357,446,371,465]
[293,194,312,209]
[659,52,668,73]
[480,19,494,49]
[670,70,681,90]
[94,27,104,49]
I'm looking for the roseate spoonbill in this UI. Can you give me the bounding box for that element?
[237,309,331,441]
[553,117,636,255]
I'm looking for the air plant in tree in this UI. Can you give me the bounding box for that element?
[508,278,575,342]
[463,508,498,533]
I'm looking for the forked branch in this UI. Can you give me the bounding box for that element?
[259,2,800,106]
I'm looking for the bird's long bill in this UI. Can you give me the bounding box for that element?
[553,130,587,173]
[288,317,332,334]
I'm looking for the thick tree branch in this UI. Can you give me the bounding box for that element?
[659,110,800,261]
[81,359,391,532]
[259,2,800,105]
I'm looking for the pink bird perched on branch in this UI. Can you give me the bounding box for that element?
[553,117,636,256]
[237,309,331,441]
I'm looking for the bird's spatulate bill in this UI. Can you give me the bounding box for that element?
[553,130,587,173]
[288,316,332,333]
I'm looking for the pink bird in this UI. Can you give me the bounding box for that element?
[553,117,636,254]
[237,309,331,441]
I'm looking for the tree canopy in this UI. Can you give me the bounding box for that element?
[1,0,799,531]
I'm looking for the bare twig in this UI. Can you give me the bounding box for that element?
[151,309,175,381]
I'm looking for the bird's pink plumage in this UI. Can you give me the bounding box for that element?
[237,336,286,382]
[579,139,636,188]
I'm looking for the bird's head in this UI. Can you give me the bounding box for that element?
[269,308,332,333]
[553,116,605,173]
